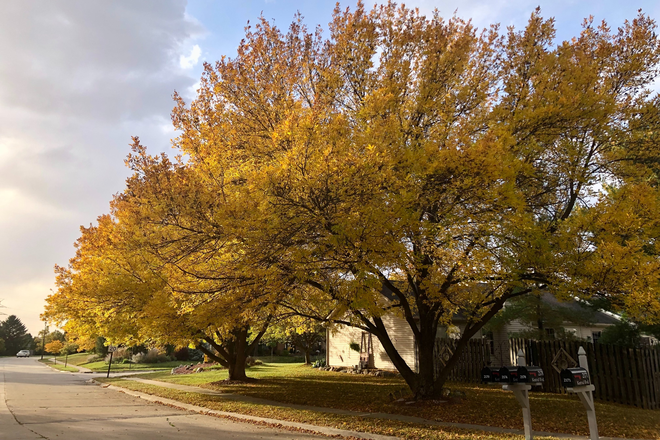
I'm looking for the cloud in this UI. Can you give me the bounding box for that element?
[180,44,202,69]
[0,0,205,334]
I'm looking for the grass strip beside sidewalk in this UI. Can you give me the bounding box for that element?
[136,364,660,440]
[100,377,557,440]
[39,359,79,373]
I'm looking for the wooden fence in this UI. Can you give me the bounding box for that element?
[435,338,660,409]
[434,339,492,383]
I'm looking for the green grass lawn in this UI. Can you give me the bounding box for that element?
[42,351,187,372]
[129,362,659,440]
[107,378,545,440]
[58,352,95,366]
[39,359,79,373]
[81,359,185,372]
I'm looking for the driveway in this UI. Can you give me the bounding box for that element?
[0,357,323,439]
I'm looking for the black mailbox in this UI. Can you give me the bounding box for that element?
[517,366,545,384]
[481,367,502,383]
[499,366,520,383]
[560,368,591,387]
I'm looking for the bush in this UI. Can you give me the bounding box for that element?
[105,347,131,363]
[312,359,326,368]
[132,348,170,364]
[173,347,189,361]
[95,337,108,356]
[599,320,641,348]
[188,348,204,362]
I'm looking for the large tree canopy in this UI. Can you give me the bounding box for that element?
[47,2,660,399]
[169,3,660,398]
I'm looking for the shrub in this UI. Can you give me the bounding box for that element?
[105,347,131,363]
[312,359,326,368]
[599,320,641,348]
[95,337,108,356]
[173,347,189,361]
[188,348,204,362]
[132,348,170,364]
[244,357,263,367]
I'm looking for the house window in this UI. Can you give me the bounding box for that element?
[545,328,555,339]
[592,331,602,343]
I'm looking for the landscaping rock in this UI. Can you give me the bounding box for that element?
[171,362,218,375]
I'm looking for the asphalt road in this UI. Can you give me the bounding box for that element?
[0,357,323,440]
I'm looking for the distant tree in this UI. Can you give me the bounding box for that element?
[0,315,32,355]
[638,323,660,341]
[286,320,325,365]
[599,319,642,348]
[33,330,66,355]
[259,316,325,363]
[589,297,660,344]
[60,342,79,356]
[44,340,64,355]
[95,336,108,356]
[0,337,5,354]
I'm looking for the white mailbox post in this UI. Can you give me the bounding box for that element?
[501,349,536,440]
[564,347,599,440]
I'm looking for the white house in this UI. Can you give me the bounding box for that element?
[326,287,620,371]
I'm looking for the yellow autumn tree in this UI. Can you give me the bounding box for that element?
[44,340,63,355]
[45,144,284,381]
[168,3,660,399]
[45,2,660,398]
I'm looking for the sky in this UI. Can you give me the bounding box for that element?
[1,0,659,336]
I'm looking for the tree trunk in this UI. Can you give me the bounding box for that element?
[413,330,439,399]
[198,320,271,382]
[227,346,248,381]
[304,348,311,365]
[364,296,509,399]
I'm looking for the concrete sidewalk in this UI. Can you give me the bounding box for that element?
[3,358,330,440]
[115,377,650,440]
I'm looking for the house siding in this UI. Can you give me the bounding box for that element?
[327,315,416,371]
[327,324,363,368]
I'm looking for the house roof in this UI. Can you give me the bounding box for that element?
[538,292,619,325]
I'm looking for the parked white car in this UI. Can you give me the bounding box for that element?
[16,350,30,358]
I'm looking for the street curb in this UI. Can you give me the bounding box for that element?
[92,380,400,440]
